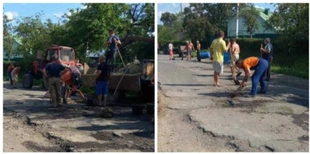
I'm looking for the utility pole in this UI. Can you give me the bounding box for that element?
[180,3,182,13]
[236,3,239,38]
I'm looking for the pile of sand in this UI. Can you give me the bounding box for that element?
[116,60,141,74]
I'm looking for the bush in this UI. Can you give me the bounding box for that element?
[234,37,308,78]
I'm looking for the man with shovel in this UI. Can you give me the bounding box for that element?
[229,38,242,83]
[106,29,121,72]
[235,57,269,97]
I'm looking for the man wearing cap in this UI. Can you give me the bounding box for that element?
[106,29,121,72]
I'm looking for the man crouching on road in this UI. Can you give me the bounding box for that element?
[93,55,110,106]
[235,57,269,97]
[43,57,66,107]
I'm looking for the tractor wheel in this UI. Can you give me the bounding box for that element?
[22,74,33,89]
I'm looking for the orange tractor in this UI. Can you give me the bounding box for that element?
[22,45,86,103]
[22,45,84,89]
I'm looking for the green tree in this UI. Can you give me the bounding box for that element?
[182,3,248,42]
[158,12,184,48]
[266,3,309,54]
[3,14,16,61]
[14,13,53,60]
[239,4,260,38]
[3,36,15,62]
[160,12,177,27]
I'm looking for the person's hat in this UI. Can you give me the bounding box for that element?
[197,41,199,42]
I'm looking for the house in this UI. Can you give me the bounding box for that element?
[3,36,23,60]
[227,7,276,38]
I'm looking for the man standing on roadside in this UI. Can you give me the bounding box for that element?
[260,38,273,81]
[43,57,66,107]
[106,29,121,72]
[11,66,21,88]
[230,38,242,81]
[196,41,201,62]
[168,43,174,60]
[7,63,15,85]
[93,56,110,106]
[210,31,230,86]
[188,40,195,60]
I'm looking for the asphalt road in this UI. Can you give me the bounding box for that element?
[158,54,309,152]
[3,81,154,152]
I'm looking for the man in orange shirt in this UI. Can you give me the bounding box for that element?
[235,57,268,97]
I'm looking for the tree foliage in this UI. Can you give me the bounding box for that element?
[4,3,154,66]
[239,4,260,38]
[158,12,184,46]
[182,3,247,42]
[266,3,309,54]
[3,14,16,61]
[160,12,177,27]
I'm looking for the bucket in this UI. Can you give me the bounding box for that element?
[200,51,210,59]
[224,52,230,64]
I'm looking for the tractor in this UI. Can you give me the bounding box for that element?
[22,45,83,89]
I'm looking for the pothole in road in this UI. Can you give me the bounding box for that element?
[217,99,265,109]
[292,112,309,131]
[22,141,64,152]
[298,135,309,142]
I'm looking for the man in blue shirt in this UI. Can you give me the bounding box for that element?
[106,29,121,72]
[43,57,66,107]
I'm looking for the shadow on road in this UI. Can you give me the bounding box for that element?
[192,74,213,77]
[163,84,206,87]
[198,92,231,98]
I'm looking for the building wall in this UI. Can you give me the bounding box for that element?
[3,39,23,59]
[227,16,275,37]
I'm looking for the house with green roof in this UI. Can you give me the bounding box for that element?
[227,7,276,38]
[3,36,23,61]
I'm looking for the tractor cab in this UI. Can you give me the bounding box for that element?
[46,46,77,67]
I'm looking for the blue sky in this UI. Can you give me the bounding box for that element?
[3,3,85,24]
[158,3,276,25]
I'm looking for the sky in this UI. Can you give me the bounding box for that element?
[157,3,276,25]
[3,3,86,24]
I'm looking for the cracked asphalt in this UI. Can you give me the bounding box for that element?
[158,54,309,152]
[3,81,154,152]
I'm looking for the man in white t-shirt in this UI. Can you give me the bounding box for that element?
[168,43,174,60]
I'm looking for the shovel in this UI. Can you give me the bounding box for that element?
[230,85,244,98]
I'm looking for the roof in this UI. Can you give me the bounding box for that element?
[256,8,273,21]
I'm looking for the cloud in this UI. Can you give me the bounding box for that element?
[66,12,72,17]
[182,3,190,8]
[254,5,265,9]
[80,5,87,10]
[4,11,18,20]
[54,12,64,18]
[172,3,178,8]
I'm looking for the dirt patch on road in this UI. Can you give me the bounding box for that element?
[158,87,168,119]
[292,112,309,131]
